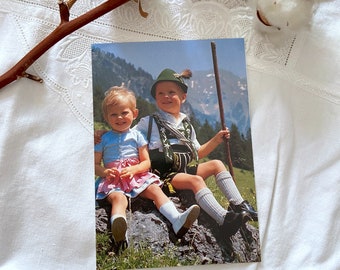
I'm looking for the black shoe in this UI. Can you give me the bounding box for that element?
[221,210,250,237]
[229,200,258,221]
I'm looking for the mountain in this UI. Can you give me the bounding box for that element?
[92,47,250,134]
[92,47,154,101]
[186,70,250,134]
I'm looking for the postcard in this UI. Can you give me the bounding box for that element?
[92,38,261,269]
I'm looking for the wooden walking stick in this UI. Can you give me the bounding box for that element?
[210,41,235,181]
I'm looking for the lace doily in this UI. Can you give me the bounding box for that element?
[1,0,338,132]
[1,2,339,269]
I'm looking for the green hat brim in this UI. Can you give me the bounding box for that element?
[151,68,188,98]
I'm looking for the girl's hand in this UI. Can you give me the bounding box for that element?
[104,168,120,179]
[120,167,135,180]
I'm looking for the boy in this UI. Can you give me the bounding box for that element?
[136,68,257,236]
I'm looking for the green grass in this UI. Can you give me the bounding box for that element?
[94,121,110,131]
[96,234,200,269]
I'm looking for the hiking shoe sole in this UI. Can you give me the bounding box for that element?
[111,216,127,242]
[175,204,200,238]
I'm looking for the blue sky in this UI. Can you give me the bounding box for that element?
[92,38,247,79]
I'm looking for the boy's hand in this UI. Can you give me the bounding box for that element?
[198,128,230,158]
[94,129,107,144]
[214,129,230,144]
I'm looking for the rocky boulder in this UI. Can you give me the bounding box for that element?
[96,190,261,264]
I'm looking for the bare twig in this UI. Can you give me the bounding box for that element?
[0,0,138,89]
[22,72,44,83]
[134,0,148,18]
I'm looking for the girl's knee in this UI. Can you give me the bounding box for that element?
[145,183,160,194]
[107,192,127,204]
[141,184,163,199]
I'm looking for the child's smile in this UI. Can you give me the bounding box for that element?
[155,81,186,118]
[106,102,137,133]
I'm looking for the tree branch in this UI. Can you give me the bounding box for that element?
[0,0,134,89]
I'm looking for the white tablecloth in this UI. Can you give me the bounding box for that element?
[0,1,339,269]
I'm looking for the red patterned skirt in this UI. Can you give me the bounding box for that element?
[96,158,161,199]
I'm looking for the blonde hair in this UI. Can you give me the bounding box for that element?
[102,86,137,122]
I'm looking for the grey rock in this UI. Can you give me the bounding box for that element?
[96,190,261,264]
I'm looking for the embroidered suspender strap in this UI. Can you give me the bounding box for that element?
[182,118,198,161]
[148,115,174,163]
[147,115,153,143]
[152,113,175,164]
[147,114,176,193]
[147,114,174,167]
[152,113,199,162]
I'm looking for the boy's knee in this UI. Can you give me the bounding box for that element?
[213,159,224,166]
[189,175,206,190]
[211,159,226,171]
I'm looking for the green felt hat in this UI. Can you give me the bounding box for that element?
[151,68,192,98]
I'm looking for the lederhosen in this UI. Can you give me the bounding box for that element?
[147,113,199,192]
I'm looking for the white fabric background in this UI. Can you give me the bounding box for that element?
[0,0,339,269]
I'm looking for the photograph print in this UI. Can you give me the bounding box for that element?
[92,38,261,269]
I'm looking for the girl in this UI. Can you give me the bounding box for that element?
[95,87,200,253]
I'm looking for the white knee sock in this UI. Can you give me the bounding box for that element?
[195,187,227,226]
[160,200,200,236]
[159,200,179,225]
[216,171,243,205]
